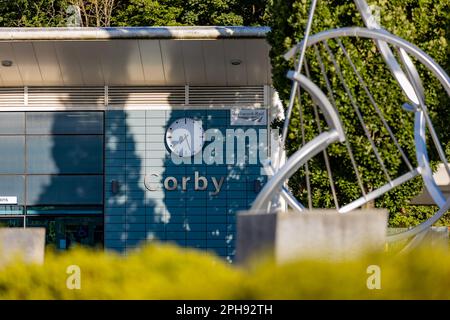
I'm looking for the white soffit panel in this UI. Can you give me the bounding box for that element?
[201,40,227,85]
[75,41,105,86]
[160,40,186,86]
[224,40,248,86]
[245,39,270,85]
[54,42,84,85]
[0,42,22,86]
[11,42,42,85]
[100,40,146,86]
[182,40,207,85]
[138,40,166,85]
[0,27,271,87]
[32,42,63,85]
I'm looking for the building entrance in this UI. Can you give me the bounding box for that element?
[0,111,105,250]
[26,215,103,250]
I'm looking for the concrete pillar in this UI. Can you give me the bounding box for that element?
[236,209,388,264]
[424,226,449,249]
[0,228,46,267]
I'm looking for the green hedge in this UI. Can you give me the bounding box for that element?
[1,244,450,299]
[266,0,450,227]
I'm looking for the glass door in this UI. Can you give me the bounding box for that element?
[26,215,103,250]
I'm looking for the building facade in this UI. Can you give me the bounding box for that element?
[0,27,274,261]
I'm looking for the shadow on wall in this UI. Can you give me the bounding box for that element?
[30,39,157,252]
[31,27,267,257]
[27,111,106,248]
[104,108,155,252]
[158,109,267,262]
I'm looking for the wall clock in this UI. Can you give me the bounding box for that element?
[165,117,205,157]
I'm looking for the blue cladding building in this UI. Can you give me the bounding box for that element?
[0,27,276,261]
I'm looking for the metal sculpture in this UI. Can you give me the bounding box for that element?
[251,0,450,249]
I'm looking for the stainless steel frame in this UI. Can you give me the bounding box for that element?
[253,0,450,246]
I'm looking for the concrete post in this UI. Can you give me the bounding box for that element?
[0,228,46,267]
[236,209,388,264]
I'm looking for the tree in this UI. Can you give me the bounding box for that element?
[0,0,68,27]
[112,0,183,26]
[233,0,267,26]
[112,0,246,26]
[0,0,116,27]
[69,0,116,27]
[266,0,450,227]
[0,0,270,27]
[179,0,243,25]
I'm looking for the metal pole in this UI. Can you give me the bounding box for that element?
[281,0,319,145]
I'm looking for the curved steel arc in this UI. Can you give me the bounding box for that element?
[286,71,346,142]
[273,29,450,245]
[354,0,420,105]
[252,72,345,211]
[272,1,450,247]
[303,28,450,211]
[251,130,341,211]
[387,198,450,243]
[285,28,450,98]
[414,110,446,208]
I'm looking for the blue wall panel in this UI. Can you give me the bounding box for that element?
[104,109,267,261]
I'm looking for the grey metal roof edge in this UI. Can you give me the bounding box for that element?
[0,26,270,41]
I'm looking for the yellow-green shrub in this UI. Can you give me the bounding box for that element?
[0,245,246,300]
[1,244,450,299]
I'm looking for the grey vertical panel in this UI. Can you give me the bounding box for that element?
[138,40,166,85]
[26,112,104,134]
[54,42,84,85]
[0,43,23,86]
[224,40,248,85]
[160,40,185,85]
[104,110,128,249]
[32,42,63,85]
[12,42,43,85]
[100,40,145,86]
[0,112,25,134]
[0,136,25,174]
[264,42,272,84]
[245,39,269,85]
[75,41,105,86]
[182,41,207,85]
[27,175,103,205]
[27,135,103,174]
[202,40,227,85]
[0,176,25,205]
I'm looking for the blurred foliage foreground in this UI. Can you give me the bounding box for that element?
[0,244,449,299]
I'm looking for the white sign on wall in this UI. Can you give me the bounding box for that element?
[0,196,17,205]
[230,109,267,126]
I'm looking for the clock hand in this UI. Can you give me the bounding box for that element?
[173,134,186,145]
[184,134,192,152]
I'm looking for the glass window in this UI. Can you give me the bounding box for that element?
[0,136,25,173]
[26,112,104,135]
[26,215,103,250]
[27,135,103,174]
[26,206,102,215]
[0,112,25,134]
[26,175,103,205]
[0,175,25,205]
[0,205,24,215]
[0,217,24,228]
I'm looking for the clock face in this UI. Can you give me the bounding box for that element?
[165,117,205,157]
